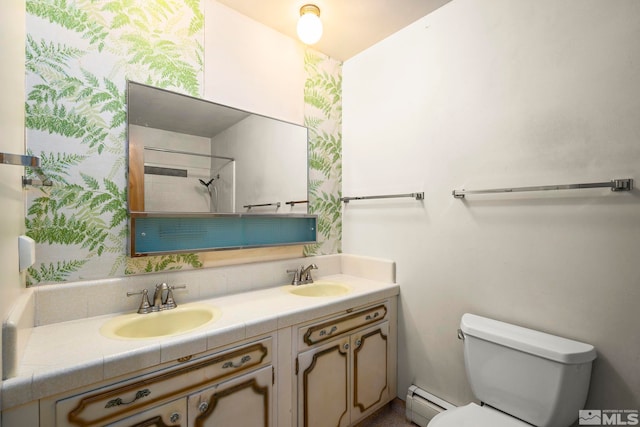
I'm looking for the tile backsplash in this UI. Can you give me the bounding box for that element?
[33,254,343,326]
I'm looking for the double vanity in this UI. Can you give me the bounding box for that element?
[1,254,399,427]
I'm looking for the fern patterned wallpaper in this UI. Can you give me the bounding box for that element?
[25,0,342,285]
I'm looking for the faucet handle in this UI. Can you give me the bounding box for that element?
[287,268,301,286]
[165,285,187,309]
[302,263,318,283]
[127,289,152,314]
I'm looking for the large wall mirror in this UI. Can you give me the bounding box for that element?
[127,81,316,256]
[127,81,309,214]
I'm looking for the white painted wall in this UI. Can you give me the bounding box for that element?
[204,1,305,125]
[343,0,640,410]
[0,0,26,415]
[211,115,308,214]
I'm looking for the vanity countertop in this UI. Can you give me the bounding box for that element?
[1,272,398,410]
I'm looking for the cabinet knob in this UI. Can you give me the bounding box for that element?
[198,402,209,413]
[355,339,362,348]
[343,343,350,351]
[169,412,181,423]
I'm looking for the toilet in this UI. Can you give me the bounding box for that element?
[429,313,597,427]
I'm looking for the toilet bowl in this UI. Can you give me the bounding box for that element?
[428,314,596,427]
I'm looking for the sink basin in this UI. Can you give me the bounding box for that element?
[287,281,351,297]
[100,303,221,339]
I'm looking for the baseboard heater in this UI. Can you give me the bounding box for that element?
[406,385,455,427]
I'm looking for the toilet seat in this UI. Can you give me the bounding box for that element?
[428,403,532,427]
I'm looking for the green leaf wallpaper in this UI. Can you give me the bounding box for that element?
[304,50,343,256]
[25,0,341,285]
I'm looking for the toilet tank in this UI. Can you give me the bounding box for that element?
[460,313,597,427]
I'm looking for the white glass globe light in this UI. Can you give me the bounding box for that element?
[297,5,323,45]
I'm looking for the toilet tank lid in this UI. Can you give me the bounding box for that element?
[460,313,597,364]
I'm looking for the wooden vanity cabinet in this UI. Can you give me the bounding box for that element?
[48,337,273,427]
[4,295,397,427]
[295,302,393,427]
[109,366,273,427]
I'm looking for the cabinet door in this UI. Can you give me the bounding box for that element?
[351,321,389,424]
[187,365,272,427]
[297,337,350,427]
[107,398,186,427]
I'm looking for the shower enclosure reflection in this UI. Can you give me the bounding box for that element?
[132,126,235,213]
[127,81,309,214]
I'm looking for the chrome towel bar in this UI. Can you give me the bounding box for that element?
[1,152,53,187]
[0,152,40,167]
[144,146,234,161]
[341,192,424,203]
[453,178,633,199]
[244,202,281,209]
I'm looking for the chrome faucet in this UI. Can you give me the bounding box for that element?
[152,283,168,308]
[127,283,187,314]
[287,264,318,286]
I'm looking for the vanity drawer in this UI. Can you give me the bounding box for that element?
[55,337,272,427]
[298,302,388,348]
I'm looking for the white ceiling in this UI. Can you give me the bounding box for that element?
[216,0,453,61]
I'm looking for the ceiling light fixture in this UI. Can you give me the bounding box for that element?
[297,4,323,45]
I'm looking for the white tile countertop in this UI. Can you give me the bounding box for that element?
[1,254,398,410]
